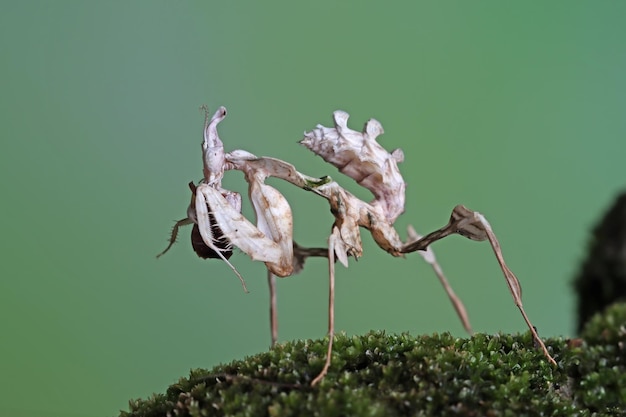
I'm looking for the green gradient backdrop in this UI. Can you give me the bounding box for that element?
[1,2,625,416]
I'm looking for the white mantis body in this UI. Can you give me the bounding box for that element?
[158,106,556,386]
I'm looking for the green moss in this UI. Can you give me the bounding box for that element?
[580,302,626,346]
[121,306,626,417]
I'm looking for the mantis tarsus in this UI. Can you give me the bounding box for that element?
[158,105,557,386]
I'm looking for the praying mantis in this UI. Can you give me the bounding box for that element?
[158,105,557,386]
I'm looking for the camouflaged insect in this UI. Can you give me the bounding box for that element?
[159,106,557,386]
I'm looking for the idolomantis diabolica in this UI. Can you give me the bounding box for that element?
[158,106,556,386]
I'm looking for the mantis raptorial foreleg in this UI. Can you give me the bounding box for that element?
[157,106,330,349]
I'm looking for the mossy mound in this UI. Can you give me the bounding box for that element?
[581,302,626,347]
[573,191,626,332]
[122,304,626,417]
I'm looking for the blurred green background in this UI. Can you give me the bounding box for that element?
[1,2,625,416]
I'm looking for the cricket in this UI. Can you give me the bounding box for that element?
[157,105,557,386]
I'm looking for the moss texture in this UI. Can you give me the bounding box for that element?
[121,303,626,417]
